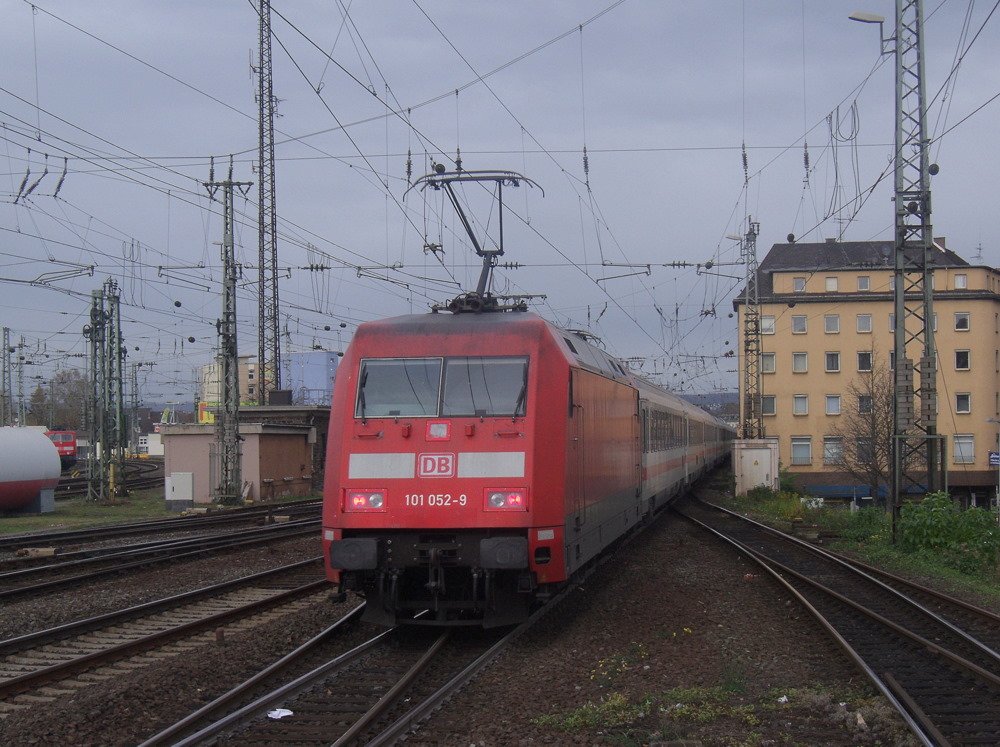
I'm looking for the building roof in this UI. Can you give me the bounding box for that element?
[739,239,971,300]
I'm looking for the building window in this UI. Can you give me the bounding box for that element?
[889,276,896,291]
[824,314,840,333]
[858,395,873,414]
[792,352,808,373]
[825,352,841,372]
[956,393,971,414]
[761,352,776,373]
[248,386,255,396]
[953,434,975,464]
[826,395,841,415]
[793,276,806,292]
[823,437,843,465]
[761,315,776,334]
[857,314,872,333]
[856,437,874,462]
[791,315,807,334]
[761,395,776,416]
[248,372,254,380]
[889,313,896,332]
[793,395,808,415]
[791,436,812,465]
[857,275,870,291]
[955,273,967,289]
[955,350,970,370]
[889,351,896,370]
[857,351,872,372]
[955,312,970,331]
[825,277,838,292]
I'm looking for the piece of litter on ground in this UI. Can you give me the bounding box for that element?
[777,695,789,703]
[267,708,294,720]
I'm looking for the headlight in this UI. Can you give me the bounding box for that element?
[484,488,527,511]
[344,489,387,512]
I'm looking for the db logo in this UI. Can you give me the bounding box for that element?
[418,453,455,477]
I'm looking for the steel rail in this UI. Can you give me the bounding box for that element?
[677,509,933,746]
[0,579,328,698]
[0,557,322,654]
[137,603,365,747]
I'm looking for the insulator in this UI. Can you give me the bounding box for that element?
[583,146,590,177]
[803,142,809,173]
[406,149,412,183]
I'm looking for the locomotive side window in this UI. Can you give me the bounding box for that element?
[356,358,442,417]
[442,357,528,417]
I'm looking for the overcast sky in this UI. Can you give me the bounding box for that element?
[2,0,998,402]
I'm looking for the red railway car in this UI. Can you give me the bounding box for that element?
[45,430,78,470]
[322,311,733,626]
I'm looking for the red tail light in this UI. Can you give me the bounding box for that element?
[344,489,387,512]
[484,488,528,511]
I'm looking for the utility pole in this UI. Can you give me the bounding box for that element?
[739,217,763,439]
[205,157,252,504]
[106,279,127,496]
[256,0,281,404]
[16,336,26,426]
[1,327,11,426]
[887,0,943,538]
[85,288,108,501]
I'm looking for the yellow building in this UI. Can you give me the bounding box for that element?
[198,355,259,418]
[736,238,1000,504]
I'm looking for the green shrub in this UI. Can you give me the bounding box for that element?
[898,492,1000,573]
[840,507,889,543]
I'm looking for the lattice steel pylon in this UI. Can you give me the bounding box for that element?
[889,0,944,528]
[205,158,253,504]
[1,327,11,426]
[740,217,764,439]
[256,0,281,404]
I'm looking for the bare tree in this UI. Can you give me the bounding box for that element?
[25,369,88,430]
[829,354,896,504]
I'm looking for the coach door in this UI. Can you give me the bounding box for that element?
[569,371,586,529]
[683,414,691,484]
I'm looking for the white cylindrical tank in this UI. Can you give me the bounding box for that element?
[0,427,62,511]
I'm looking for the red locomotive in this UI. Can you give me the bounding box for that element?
[321,311,733,626]
[45,430,78,470]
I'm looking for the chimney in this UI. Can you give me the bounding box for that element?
[933,236,946,249]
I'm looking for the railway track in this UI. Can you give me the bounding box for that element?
[677,496,1000,746]
[0,499,320,554]
[0,519,320,601]
[144,567,586,746]
[0,559,327,718]
[55,458,164,498]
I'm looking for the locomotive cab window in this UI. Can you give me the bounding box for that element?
[442,357,528,417]
[355,358,441,417]
[356,356,527,418]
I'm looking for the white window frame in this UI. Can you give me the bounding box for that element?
[761,315,776,335]
[825,352,841,372]
[955,312,970,331]
[857,275,870,291]
[955,350,970,370]
[791,315,807,334]
[825,395,841,415]
[857,351,872,372]
[858,395,873,414]
[825,277,838,292]
[793,276,806,292]
[889,313,896,332]
[761,352,776,374]
[956,393,971,414]
[953,434,975,464]
[792,352,808,373]
[791,436,812,465]
[761,395,776,416]
[823,437,843,465]
[793,395,809,415]
[824,315,840,334]
[856,314,872,333]
[955,273,968,289]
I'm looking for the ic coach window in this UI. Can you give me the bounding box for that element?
[355,357,528,418]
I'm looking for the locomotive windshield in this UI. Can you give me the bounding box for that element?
[356,356,528,418]
[441,357,527,417]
